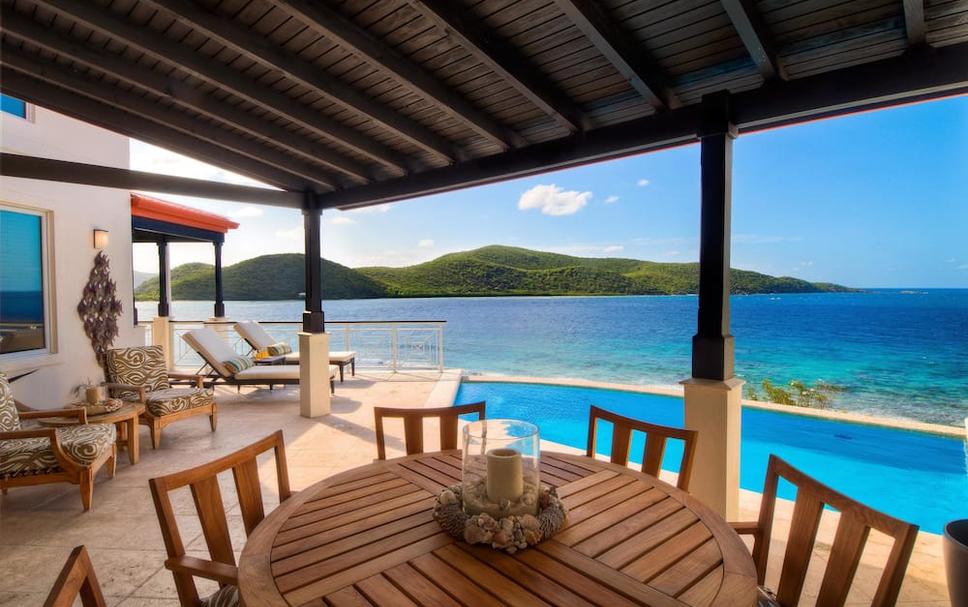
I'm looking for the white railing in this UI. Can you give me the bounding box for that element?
[141,319,445,372]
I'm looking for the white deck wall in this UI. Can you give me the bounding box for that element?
[0,103,141,407]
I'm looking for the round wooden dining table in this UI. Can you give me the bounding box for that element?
[239,450,757,607]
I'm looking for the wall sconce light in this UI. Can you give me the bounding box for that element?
[93,228,110,250]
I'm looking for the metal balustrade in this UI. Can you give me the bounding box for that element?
[140,319,445,372]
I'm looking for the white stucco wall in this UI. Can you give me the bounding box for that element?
[1,103,141,407]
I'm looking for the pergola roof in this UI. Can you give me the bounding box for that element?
[1,0,966,210]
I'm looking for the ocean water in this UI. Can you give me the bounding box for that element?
[137,289,968,426]
[453,381,968,534]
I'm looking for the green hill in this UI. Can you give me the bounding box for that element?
[135,245,852,301]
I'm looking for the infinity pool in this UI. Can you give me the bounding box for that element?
[454,381,967,534]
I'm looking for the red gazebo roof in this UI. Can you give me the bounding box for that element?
[130,193,239,234]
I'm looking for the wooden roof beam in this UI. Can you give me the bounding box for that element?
[274,0,525,151]
[903,0,927,47]
[0,70,320,194]
[316,42,968,209]
[0,154,304,207]
[721,0,786,80]
[34,0,400,180]
[552,0,680,110]
[140,0,457,164]
[406,0,589,133]
[0,9,353,188]
[0,49,336,191]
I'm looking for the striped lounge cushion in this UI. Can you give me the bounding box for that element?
[222,356,254,375]
[266,342,293,356]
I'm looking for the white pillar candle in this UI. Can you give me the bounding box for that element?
[486,448,523,503]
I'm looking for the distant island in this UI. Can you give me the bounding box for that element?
[134,245,853,301]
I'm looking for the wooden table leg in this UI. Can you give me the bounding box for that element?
[126,415,139,465]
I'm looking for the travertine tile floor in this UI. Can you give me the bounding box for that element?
[0,371,951,606]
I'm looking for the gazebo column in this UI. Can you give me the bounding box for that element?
[299,197,331,418]
[153,237,173,369]
[681,92,743,520]
[213,240,225,319]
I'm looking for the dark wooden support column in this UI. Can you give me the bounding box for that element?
[692,92,737,381]
[302,194,324,334]
[213,240,225,318]
[157,237,170,318]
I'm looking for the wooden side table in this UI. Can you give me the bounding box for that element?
[38,403,146,465]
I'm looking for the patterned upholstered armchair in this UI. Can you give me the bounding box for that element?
[105,346,216,449]
[0,373,117,511]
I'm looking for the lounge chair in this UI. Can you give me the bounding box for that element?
[0,373,116,511]
[181,327,336,394]
[234,321,357,382]
[105,345,216,449]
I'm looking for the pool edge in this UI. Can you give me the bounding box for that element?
[460,374,966,439]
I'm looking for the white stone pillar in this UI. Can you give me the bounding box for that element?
[151,315,172,370]
[299,331,331,418]
[681,377,744,520]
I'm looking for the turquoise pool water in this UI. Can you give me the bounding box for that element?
[454,381,967,534]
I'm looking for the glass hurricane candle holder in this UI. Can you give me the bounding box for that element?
[461,419,540,518]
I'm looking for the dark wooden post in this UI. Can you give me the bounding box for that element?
[302,193,324,333]
[213,240,225,318]
[157,237,170,318]
[692,92,737,381]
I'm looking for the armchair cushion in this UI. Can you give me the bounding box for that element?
[106,346,170,392]
[203,585,239,607]
[124,387,214,418]
[0,424,116,478]
[0,373,21,432]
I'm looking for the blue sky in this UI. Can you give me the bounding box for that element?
[131,96,968,288]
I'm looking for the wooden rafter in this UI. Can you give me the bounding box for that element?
[552,0,679,110]
[0,69,324,192]
[33,0,400,180]
[0,153,304,207]
[0,51,336,191]
[721,0,786,80]
[902,0,926,47]
[405,0,588,133]
[273,0,525,150]
[139,0,456,164]
[316,42,968,209]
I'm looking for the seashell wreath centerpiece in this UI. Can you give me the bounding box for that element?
[432,419,567,554]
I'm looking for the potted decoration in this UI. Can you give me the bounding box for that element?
[73,379,103,406]
[944,518,968,607]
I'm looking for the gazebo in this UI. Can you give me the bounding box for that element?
[0,0,965,517]
[130,193,239,321]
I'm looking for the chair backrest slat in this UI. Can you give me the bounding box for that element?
[775,491,825,606]
[586,406,698,491]
[752,455,919,607]
[815,513,871,607]
[149,431,291,607]
[374,402,485,460]
[191,475,235,566]
[44,546,107,607]
[232,458,266,535]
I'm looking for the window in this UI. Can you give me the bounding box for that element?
[0,94,27,119]
[0,206,50,356]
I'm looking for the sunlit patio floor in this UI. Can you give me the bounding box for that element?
[0,371,950,606]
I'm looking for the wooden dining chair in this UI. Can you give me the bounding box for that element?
[586,405,698,491]
[374,402,485,460]
[148,430,291,607]
[732,455,918,607]
[44,546,107,607]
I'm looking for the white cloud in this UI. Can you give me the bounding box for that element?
[329,215,355,225]
[275,225,303,241]
[228,205,263,218]
[348,203,394,214]
[544,244,625,256]
[799,260,814,267]
[602,245,624,253]
[518,184,591,216]
[946,258,957,263]
[637,179,650,187]
[958,264,968,270]
[604,195,619,204]
[418,239,435,248]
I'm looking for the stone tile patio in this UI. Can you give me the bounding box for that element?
[0,371,950,606]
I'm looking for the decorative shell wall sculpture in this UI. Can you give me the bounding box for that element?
[77,252,123,373]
